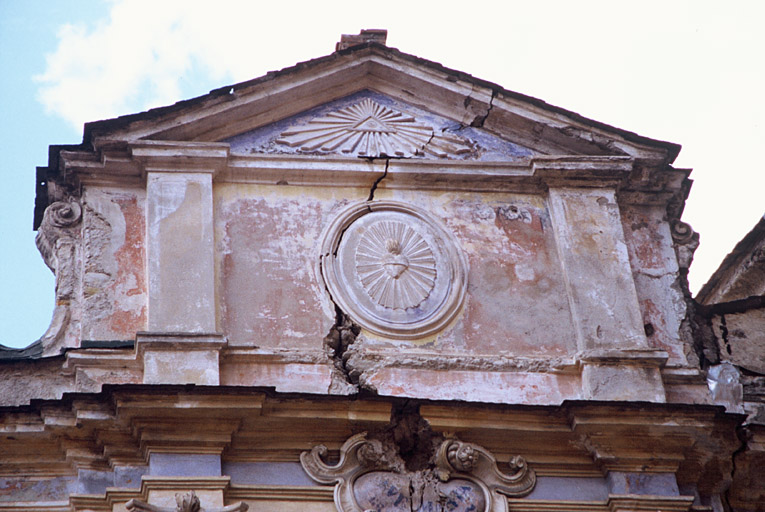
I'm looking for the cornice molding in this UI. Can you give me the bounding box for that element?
[56,141,686,205]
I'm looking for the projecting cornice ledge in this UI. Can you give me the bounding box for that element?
[55,143,686,207]
[532,156,634,189]
[129,140,231,178]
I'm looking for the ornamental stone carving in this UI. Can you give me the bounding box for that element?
[126,491,248,512]
[300,433,535,512]
[355,220,437,310]
[497,204,532,224]
[321,201,467,339]
[35,200,83,355]
[670,219,699,273]
[35,200,82,271]
[276,98,476,158]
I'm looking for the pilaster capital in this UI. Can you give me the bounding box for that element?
[129,140,230,178]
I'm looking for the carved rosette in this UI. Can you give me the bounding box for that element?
[320,201,467,339]
[355,220,437,310]
[276,98,476,158]
[497,205,532,224]
[300,433,536,512]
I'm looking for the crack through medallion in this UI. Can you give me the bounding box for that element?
[355,221,437,310]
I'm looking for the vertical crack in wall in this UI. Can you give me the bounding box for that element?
[470,89,497,128]
[719,314,732,355]
[322,302,361,394]
[367,157,390,202]
[319,255,360,394]
[724,424,749,512]
[384,401,444,472]
[320,155,394,394]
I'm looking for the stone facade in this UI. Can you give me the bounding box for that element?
[1,30,762,511]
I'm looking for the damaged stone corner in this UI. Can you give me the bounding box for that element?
[323,302,362,395]
[383,401,444,472]
[469,88,497,128]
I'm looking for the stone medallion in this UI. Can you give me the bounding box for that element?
[321,201,467,339]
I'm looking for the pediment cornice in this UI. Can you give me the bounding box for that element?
[39,44,687,227]
[79,45,678,165]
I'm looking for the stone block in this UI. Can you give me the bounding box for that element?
[149,453,222,477]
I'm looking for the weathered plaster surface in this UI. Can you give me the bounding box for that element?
[582,363,665,402]
[147,173,216,332]
[366,367,580,404]
[620,204,689,367]
[222,360,332,393]
[0,358,73,406]
[216,183,577,361]
[223,462,316,486]
[547,188,647,352]
[712,309,765,375]
[81,187,147,340]
[215,183,359,347]
[0,476,76,502]
[404,190,576,356]
[143,348,220,385]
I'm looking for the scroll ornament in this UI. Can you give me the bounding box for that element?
[670,219,699,272]
[34,201,83,355]
[35,200,82,271]
[126,491,248,512]
[300,432,535,512]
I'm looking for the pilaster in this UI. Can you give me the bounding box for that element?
[137,332,226,385]
[133,141,228,333]
[536,157,667,402]
[129,142,230,386]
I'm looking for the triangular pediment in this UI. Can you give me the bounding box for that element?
[81,44,679,166]
[225,92,535,160]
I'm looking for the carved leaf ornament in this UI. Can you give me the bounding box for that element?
[301,433,536,512]
[276,98,476,158]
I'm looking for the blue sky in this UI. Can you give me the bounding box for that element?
[1,1,764,348]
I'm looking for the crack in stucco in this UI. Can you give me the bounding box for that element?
[470,89,497,128]
[318,254,361,394]
[724,425,749,512]
[322,302,361,394]
[367,158,390,202]
[420,129,438,153]
[719,314,732,355]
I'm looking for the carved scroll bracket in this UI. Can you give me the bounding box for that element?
[670,219,699,274]
[435,438,536,502]
[300,433,535,512]
[35,200,83,355]
[126,491,248,512]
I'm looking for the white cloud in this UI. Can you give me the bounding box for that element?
[34,0,352,129]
